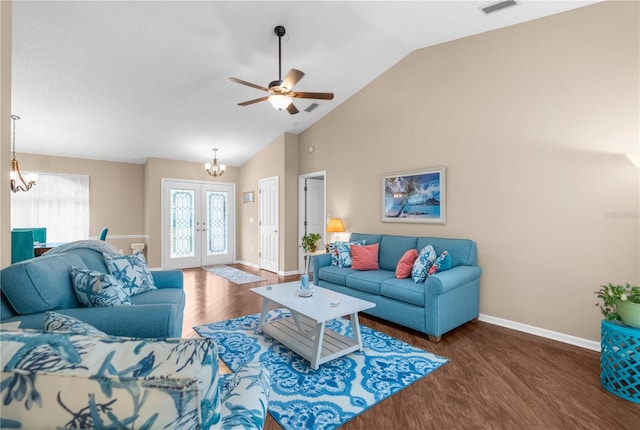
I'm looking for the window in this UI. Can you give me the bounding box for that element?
[11,172,89,243]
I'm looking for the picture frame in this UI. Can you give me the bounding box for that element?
[381,167,445,224]
[242,191,255,203]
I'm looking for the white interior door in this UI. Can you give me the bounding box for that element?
[259,176,279,273]
[162,179,235,269]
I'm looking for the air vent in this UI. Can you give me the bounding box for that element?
[481,0,517,14]
[304,103,319,113]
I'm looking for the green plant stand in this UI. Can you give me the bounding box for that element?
[600,319,640,404]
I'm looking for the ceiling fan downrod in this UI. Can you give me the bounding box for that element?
[274,25,286,86]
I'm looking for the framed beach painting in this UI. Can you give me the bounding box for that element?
[381,167,446,224]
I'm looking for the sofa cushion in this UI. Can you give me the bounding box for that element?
[318,265,353,286]
[378,235,418,271]
[351,243,379,271]
[329,240,364,268]
[0,330,221,430]
[396,249,419,279]
[0,253,86,315]
[70,267,132,307]
[345,270,396,295]
[412,245,437,283]
[103,251,157,296]
[43,311,107,336]
[381,278,426,307]
[428,251,452,275]
[416,237,477,266]
[349,233,382,246]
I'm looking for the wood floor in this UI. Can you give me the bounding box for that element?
[182,265,640,430]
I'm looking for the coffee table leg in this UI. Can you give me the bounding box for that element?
[350,313,364,351]
[257,298,271,333]
[310,321,326,370]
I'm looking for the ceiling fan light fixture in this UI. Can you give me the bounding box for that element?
[268,94,293,111]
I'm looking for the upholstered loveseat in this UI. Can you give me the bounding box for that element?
[0,241,185,338]
[311,233,482,341]
[0,328,270,429]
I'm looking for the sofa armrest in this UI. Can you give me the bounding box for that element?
[59,304,182,338]
[425,265,483,296]
[220,361,270,429]
[311,254,331,284]
[151,270,184,289]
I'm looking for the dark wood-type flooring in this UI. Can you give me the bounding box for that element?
[182,265,640,430]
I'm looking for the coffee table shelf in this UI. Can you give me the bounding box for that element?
[251,282,376,370]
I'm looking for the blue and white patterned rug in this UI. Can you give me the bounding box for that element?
[204,265,266,284]
[194,309,448,430]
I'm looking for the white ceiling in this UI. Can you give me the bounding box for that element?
[11,0,600,167]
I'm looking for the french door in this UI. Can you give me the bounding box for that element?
[162,179,235,269]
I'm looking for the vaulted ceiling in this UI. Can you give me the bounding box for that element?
[10,1,599,166]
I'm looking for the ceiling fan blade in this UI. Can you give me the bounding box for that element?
[287,103,299,115]
[293,91,334,100]
[229,77,269,92]
[282,69,305,91]
[238,96,269,106]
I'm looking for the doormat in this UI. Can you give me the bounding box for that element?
[204,265,266,285]
[194,309,447,430]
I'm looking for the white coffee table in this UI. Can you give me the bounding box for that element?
[250,281,376,370]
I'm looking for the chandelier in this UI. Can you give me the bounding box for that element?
[205,148,226,177]
[10,115,37,193]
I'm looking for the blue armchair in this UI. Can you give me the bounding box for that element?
[10,230,34,264]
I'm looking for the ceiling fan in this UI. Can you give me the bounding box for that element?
[229,25,334,115]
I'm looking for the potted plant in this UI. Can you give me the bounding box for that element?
[301,233,322,253]
[595,283,640,327]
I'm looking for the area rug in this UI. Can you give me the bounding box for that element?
[194,309,448,430]
[204,265,266,284]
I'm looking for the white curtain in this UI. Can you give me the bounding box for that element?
[11,172,90,243]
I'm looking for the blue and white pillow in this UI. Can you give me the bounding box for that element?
[411,244,437,283]
[43,311,107,336]
[70,266,132,307]
[103,251,157,296]
[329,240,365,268]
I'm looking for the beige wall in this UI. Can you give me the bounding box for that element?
[237,132,300,274]
[298,1,640,341]
[11,154,146,254]
[1,1,12,267]
[144,157,239,267]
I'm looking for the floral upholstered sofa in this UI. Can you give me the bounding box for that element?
[0,316,270,429]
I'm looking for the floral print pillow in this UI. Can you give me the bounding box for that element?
[411,244,437,283]
[329,240,365,268]
[103,251,157,296]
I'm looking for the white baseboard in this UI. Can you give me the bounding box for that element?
[479,313,600,352]
[235,260,259,269]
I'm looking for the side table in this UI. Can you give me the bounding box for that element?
[600,319,640,404]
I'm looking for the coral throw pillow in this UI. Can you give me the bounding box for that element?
[351,243,380,271]
[396,249,419,279]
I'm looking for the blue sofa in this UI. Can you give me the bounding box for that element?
[312,233,482,341]
[0,241,185,338]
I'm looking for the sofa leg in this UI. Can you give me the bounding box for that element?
[428,334,442,343]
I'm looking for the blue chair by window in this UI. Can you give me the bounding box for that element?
[99,227,108,241]
[12,227,46,246]
[11,230,35,263]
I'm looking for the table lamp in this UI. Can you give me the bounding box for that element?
[326,218,345,244]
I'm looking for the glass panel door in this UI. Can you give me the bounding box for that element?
[162,180,235,269]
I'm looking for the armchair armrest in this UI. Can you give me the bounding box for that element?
[220,361,270,429]
[425,265,483,296]
[151,270,184,289]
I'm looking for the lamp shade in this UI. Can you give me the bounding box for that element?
[326,218,345,233]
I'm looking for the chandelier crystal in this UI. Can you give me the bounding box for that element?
[10,115,37,193]
[205,148,226,177]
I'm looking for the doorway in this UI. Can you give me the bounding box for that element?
[298,171,326,274]
[161,179,236,270]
